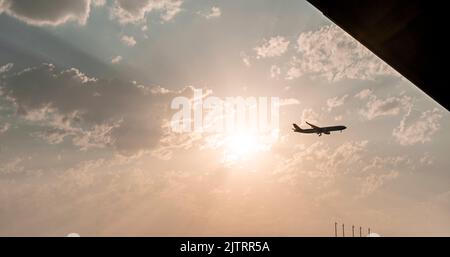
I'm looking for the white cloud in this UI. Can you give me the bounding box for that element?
[0,0,94,26]
[321,140,369,174]
[358,91,412,120]
[254,36,290,59]
[159,0,182,21]
[287,25,398,81]
[151,123,203,160]
[270,65,281,79]
[354,89,373,100]
[326,94,348,111]
[92,0,106,6]
[275,140,369,185]
[201,6,221,19]
[362,156,410,173]
[360,170,399,198]
[420,152,434,166]
[120,35,136,47]
[111,55,123,64]
[279,98,300,106]
[285,66,301,80]
[274,139,414,199]
[0,157,23,174]
[111,0,183,24]
[300,108,322,124]
[0,122,10,134]
[240,51,251,67]
[21,104,121,150]
[393,108,443,145]
[0,63,13,74]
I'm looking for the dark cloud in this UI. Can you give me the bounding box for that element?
[0,0,93,26]
[0,63,195,155]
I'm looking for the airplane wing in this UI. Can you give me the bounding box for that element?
[306,121,320,129]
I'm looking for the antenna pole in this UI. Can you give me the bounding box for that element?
[334,222,337,237]
[342,223,345,237]
[352,225,355,237]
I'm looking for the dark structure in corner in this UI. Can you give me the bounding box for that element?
[307,0,448,111]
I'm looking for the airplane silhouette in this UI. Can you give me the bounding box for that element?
[292,121,346,136]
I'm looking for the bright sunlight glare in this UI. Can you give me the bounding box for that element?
[221,130,279,164]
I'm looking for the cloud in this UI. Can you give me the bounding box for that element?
[358,91,412,120]
[111,0,183,24]
[92,0,106,6]
[300,108,322,124]
[200,6,221,19]
[359,170,399,198]
[270,65,281,79]
[279,98,300,106]
[120,35,136,46]
[334,115,342,121]
[356,90,442,145]
[151,124,203,160]
[320,140,369,174]
[0,63,198,155]
[111,55,123,64]
[326,94,348,111]
[362,156,410,173]
[419,152,434,166]
[358,155,407,198]
[30,113,121,150]
[0,0,182,27]
[0,0,95,26]
[240,51,251,67]
[254,36,290,59]
[274,139,415,199]
[0,157,23,174]
[286,25,398,81]
[0,122,9,135]
[354,89,373,100]
[285,66,301,80]
[275,140,369,185]
[393,108,443,145]
[0,63,13,74]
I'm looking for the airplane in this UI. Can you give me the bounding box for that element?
[292,121,347,136]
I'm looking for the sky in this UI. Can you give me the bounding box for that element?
[0,0,449,236]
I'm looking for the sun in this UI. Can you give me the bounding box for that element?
[228,133,261,155]
[221,130,279,164]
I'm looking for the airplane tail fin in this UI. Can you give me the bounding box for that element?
[292,123,303,132]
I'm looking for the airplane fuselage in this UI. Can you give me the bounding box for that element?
[292,123,346,136]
